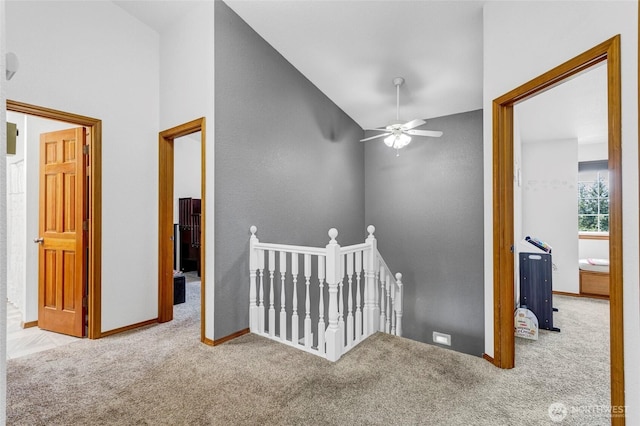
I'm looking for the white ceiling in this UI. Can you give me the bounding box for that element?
[516,62,608,145]
[224,1,484,130]
[112,0,607,143]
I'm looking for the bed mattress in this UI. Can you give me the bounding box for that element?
[579,258,609,274]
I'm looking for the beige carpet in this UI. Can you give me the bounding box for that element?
[7,290,610,425]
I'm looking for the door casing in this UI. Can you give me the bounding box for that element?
[491,36,624,422]
[158,118,207,343]
[7,100,102,339]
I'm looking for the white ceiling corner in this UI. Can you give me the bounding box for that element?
[112,0,607,143]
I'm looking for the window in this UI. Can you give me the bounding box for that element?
[578,160,609,233]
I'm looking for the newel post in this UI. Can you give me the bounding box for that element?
[325,228,343,362]
[249,226,259,332]
[363,225,379,336]
[395,272,403,337]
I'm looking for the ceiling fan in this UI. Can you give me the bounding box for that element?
[360,77,443,155]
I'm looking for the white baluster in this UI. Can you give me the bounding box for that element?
[268,250,276,338]
[317,256,326,354]
[390,278,396,335]
[249,227,258,332]
[379,265,386,332]
[291,253,299,345]
[304,254,312,348]
[346,252,354,348]
[325,228,343,362]
[395,272,403,337]
[279,251,287,341]
[364,226,379,336]
[338,254,345,345]
[258,249,265,334]
[355,250,363,341]
[386,275,392,334]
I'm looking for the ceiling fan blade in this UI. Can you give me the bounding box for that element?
[402,119,426,130]
[406,129,443,137]
[360,133,391,142]
[364,128,390,132]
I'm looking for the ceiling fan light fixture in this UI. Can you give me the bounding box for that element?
[384,133,411,149]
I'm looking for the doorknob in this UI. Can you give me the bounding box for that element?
[33,237,44,244]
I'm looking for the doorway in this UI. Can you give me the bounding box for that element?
[158,118,207,343]
[491,35,624,417]
[6,100,103,339]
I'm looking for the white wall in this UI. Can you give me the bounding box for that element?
[173,133,202,220]
[578,141,608,162]
[159,2,215,340]
[1,1,8,420]
[521,138,579,294]
[6,112,73,323]
[483,1,639,421]
[6,111,25,314]
[513,112,523,305]
[6,1,161,332]
[579,238,610,260]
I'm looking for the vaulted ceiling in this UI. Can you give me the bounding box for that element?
[113,0,607,144]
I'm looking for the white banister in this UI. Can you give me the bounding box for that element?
[249,226,259,332]
[325,228,342,362]
[304,254,312,348]
[291,254,299,345]
[363,225,379,337]
[258,249,265,333]
[355,251,363,343]
[279,251,287,342]
[395,272,403,336]
[346,252,354,347]
[268,250,276,337]
[317,256,326,355]
[248,225,403,362]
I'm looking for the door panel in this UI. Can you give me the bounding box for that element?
[38,127,86,337]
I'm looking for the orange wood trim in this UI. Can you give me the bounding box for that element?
[607,35,625,425]
[492,99,515,369]
[158,118,206,343]
[553,290,609,300]
[482,353,495,364]
[200,118,207,344]
[6,100,100,127]
[203,337,214,346]
[492,35,623,417]
[7,100,102,340]
[211,328,250,346]
[578,233,609,241]
[100,318,158,337]
[158,133,174,323]
[89,121,102,339]
[21,320,38,329]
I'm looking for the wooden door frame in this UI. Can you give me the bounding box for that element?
[158,118,206,343]
[492,36,624,420]
[7,99,102,339]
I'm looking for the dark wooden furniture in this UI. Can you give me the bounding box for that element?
[179,197,201,275]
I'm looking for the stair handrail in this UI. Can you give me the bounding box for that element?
[248,225,404,362]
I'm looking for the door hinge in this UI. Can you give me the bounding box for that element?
[83,220,89,231]
[83,145,90,155]
[82,296,88,308]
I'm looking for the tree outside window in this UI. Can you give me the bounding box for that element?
[578,164,609,233]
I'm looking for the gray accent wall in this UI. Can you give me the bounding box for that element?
[364,110,484,356]
[214,2,365,340]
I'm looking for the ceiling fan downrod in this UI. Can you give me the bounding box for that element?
[393,77,405,121]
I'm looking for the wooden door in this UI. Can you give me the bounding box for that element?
[38,127,86,337]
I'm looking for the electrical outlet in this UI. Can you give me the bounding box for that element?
[433,331,451,346]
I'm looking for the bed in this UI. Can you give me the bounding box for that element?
[579,258,610,298]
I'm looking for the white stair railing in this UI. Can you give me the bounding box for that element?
[249,225,403,362]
